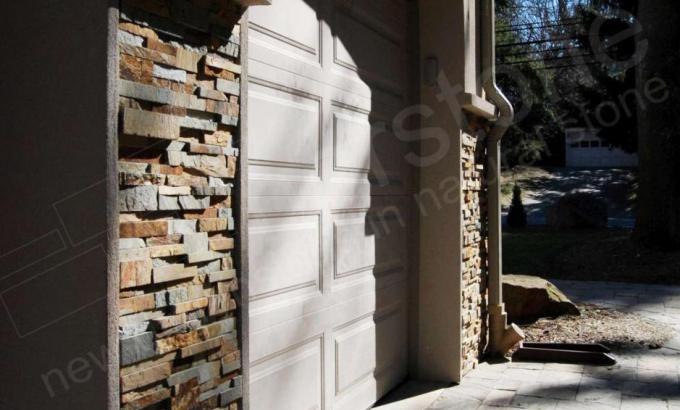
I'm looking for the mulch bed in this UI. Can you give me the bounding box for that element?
[519,303,673,352]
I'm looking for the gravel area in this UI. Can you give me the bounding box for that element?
[520,303,673,352]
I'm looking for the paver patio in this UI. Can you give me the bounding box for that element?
[378,280,680,410]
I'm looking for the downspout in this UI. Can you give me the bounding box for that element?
[481,0,524,356]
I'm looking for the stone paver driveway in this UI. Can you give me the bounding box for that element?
[427,280,680,410]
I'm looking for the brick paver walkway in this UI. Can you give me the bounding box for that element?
[427,280,680,410]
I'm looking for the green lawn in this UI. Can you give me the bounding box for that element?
[503,227,680,285]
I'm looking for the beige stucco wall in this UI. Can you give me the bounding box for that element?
[417,0,490,382]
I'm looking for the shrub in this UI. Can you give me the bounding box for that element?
[507,184,528,228]
[547,190,608,229]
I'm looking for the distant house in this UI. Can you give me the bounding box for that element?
[565,128,638,168]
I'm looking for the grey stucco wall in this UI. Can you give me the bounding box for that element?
[0,1,118,409]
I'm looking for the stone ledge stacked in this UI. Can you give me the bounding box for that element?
[461,131,489,375]
[117,1,243,409]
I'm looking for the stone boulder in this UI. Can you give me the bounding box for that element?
[503,274,580,323]
[546,191,608,229]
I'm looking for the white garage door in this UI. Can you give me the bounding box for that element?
[246,1,415,408]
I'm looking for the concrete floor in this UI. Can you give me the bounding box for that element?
[377,280,680,410]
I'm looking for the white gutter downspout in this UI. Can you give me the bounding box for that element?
[481,0,525,356]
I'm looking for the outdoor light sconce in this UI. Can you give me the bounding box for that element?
[424,56,439,87]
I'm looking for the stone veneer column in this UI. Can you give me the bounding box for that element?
[460,126,489,375]
[116,1,244,408]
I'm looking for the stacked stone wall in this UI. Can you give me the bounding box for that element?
[116,1,243,408]
[460,130,489,375]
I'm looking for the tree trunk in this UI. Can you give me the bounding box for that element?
[634,1,680,250]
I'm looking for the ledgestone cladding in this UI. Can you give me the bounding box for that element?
[460,128,489,375]
[116,1,243,408]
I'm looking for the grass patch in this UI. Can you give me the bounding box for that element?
[503,227,680,284]
[503,227,624,277]
[501,183,513,198]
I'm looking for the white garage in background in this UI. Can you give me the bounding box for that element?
[565,128,638,168]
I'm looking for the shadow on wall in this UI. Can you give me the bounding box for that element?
[248,0,420,408]
[0,1,114,409]
[316,1,420,404]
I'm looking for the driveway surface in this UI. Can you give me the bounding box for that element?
[501,168,637,228]
[378,280,680,409]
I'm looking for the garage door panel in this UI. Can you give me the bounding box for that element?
[249,181,328,197]
[249,0,321,63]
[371,86,410,122]
[374,306,408,375]
[248,195,325,215]
[249,213,322,301]
[332,356,407,410]
[332,211,375,279]
[332,275,408,327]
[248,29,320,73]
[250,268,405,336]
[334,316,376,395]
[335,0,408,39]
[370,137,414,195]
[332,10,407,96]
[368,210,409,274]
[327,195,371,212]
[332,108,372,174]
[249,60,327,97]
[251,279,406,361]
[248,1,413,407]
[250,336,324,410]
[368,106,415,196]
[248,81,321,181]
[333,304,406,396]
[332,208,408,281]
[251,309,326,363]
